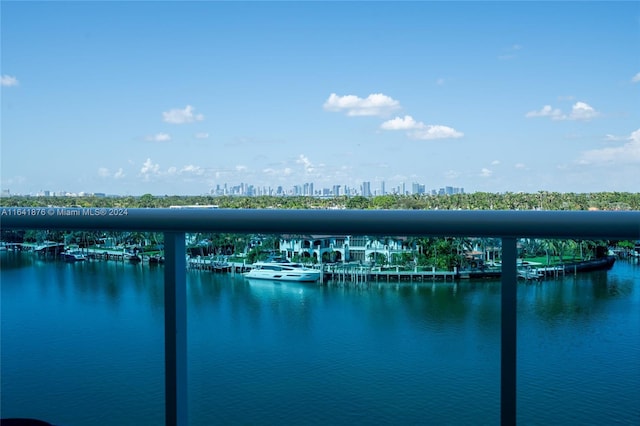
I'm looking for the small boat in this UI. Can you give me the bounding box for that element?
[148,254,165,264]
[124,251,142,263]
[244,257,321,282]
[517,267,544,281]
[61,250,87,261]
[213,260,231,272]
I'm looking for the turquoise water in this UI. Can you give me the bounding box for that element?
[1,252,639,425]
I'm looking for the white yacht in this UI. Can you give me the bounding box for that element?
[244,257,321,282]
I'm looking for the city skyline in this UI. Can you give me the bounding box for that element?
[2,178,465,198]
[2,2,639,196]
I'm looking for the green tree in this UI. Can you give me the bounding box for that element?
[345,196,372,210]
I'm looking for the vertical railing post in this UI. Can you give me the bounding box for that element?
[164,232,187,426]
[501,237,517,425]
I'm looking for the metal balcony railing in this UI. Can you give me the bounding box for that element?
[2,207,639,426]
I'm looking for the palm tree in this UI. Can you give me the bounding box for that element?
[558,239,577,262]
[540,239,558,265]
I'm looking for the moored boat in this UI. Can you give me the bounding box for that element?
[124,251,142,263]
[148,254,165,264]
[244,257,321,282]
[61,250,87,261]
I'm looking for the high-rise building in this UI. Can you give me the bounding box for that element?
[362,181,371,197]
[302,182,314,196]
[412,182,425,195]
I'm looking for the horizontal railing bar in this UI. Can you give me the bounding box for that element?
[1,208,638,239]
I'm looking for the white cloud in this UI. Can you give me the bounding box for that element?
[436,78,445,86]
[180,165,204,175]
[1,75,19,86]
[480,168,493,177]
[136,159,209,182]
[411,125,463,140]
[162,105,204,124]
[381,115,463,140]
[568,101,598,121]
[146,132,171,142]
[525,105,563,119]
[514,163,526,169]
[140,158,160,180]
[578,128,640,165]
[296,154,315,173]
[235,165,247,172]
[491,160,501,165]
[525,101,599,121]
[632,72,640,83]
[263,168,277,175]
[263,166,294,178]
[194,132,209,139]
[604,134,624,142]
[323,93,400,116]
[98,167,125,179]
[380,115,421,130]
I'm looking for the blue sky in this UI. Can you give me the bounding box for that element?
[1,1,639,196]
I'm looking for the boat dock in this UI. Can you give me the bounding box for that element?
[322,265,457,283]
[188,257,233,272]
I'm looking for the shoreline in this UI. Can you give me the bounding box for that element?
[1,247,621,285]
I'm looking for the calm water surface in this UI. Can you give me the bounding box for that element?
[1,252,639,425]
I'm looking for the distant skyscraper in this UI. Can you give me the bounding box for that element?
[381,181,386,195]
[411,182,425,195]
[362,181,371,197]
[299,182,314,196]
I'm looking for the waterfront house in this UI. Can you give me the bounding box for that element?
[278,235,409,264]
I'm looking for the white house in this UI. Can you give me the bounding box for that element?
[278,235,409,264]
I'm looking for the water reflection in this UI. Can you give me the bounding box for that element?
[2,252,637,327]
[1,251,638,425]
[520,268,636,325]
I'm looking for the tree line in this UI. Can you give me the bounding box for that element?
[1,191,639,210]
